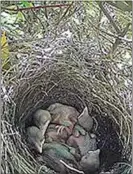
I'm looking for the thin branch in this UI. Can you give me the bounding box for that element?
[43,1,48,19]
[112,23,131,52]
[98,2,121,34]
[88,20,132,43]
[20,11,31,24]
[43,1,48,27]
[1,4,71,12]
[107,1,132,12]
[121,23,131,37]
[31,9,46,32]
[57,2,74,25]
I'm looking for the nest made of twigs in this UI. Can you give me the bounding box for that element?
[2,54,131,174]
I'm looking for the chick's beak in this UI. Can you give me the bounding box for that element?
[35,143,43,153]
[41,120,51,134]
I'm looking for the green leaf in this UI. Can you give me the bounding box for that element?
[20,0,33,7]
[1,31,10,70]
[16,11,25,22]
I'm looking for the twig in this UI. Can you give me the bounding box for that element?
[43,1,48,19]
[21,10,32,25]
[1,4,71,12]
[60,160,84,174]
[88,19,132,43]
[31,9,46,32]
[112,23,131,52]
[98,2,120,33]
[107,1,132,12]
[57,2,74,25]
[43,1,48,27]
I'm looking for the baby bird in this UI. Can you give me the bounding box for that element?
[78,107,93,132]
[72,124,86,137]
[67,130,97,156]
[37,152,67,174]
[47,103,79,135]
[80,149,100,173]
[42,143,79,162]
[39,143,80,174]
[26,126,45,153]
[33,109,51,135]
[45,124,68,143]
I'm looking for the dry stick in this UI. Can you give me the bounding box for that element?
[97,2,131,52]
[96,8,104,54]
[60,160,84,174]
[51,2,74,40]
[88,19,132,43]
[31,9,46,32]
[43,1,48,27]
[112,23,131,52]
[1,4,71,12]
[57,2,74,25]
[107,1,131,12]
[21,10,32,25]
[43,1,48,19]
[98,2,120,34]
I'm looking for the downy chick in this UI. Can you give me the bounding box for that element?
[26,126,45,153]
[72,124,86,137]
[80,149,100,173]
[45,124,68,143]
[42,143,80,161]
[67,129,97,156]
[78,107,93,132]
[47,103,79,135]
[37,152,67,174]
[33,109,51,134]
[38,143,80,174]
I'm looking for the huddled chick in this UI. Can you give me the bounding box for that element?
[67,130,97,156]
[26,103,100,174]
[33,109,51,134]
[47,103,79,135]
[26,109,51,153]
[38,142,83,174]
[26,126,45,153]
[45,124,68,143]
[80,149,100,173]
[78,106,93,132]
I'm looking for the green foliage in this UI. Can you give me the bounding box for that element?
[19,0,33,8]
[16,11,25,22]
[1,31,10,71]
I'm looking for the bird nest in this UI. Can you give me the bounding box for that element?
[2,56,131,174]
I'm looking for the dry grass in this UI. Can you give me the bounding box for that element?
[2,40,132,173]
[1,1,132,173]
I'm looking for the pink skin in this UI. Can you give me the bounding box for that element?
[51,119,75,136]
[67,134,85,149]
[48,103,79,135]
[67,133,97,156]
[46,124,72,143]
[46,130,66,143]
